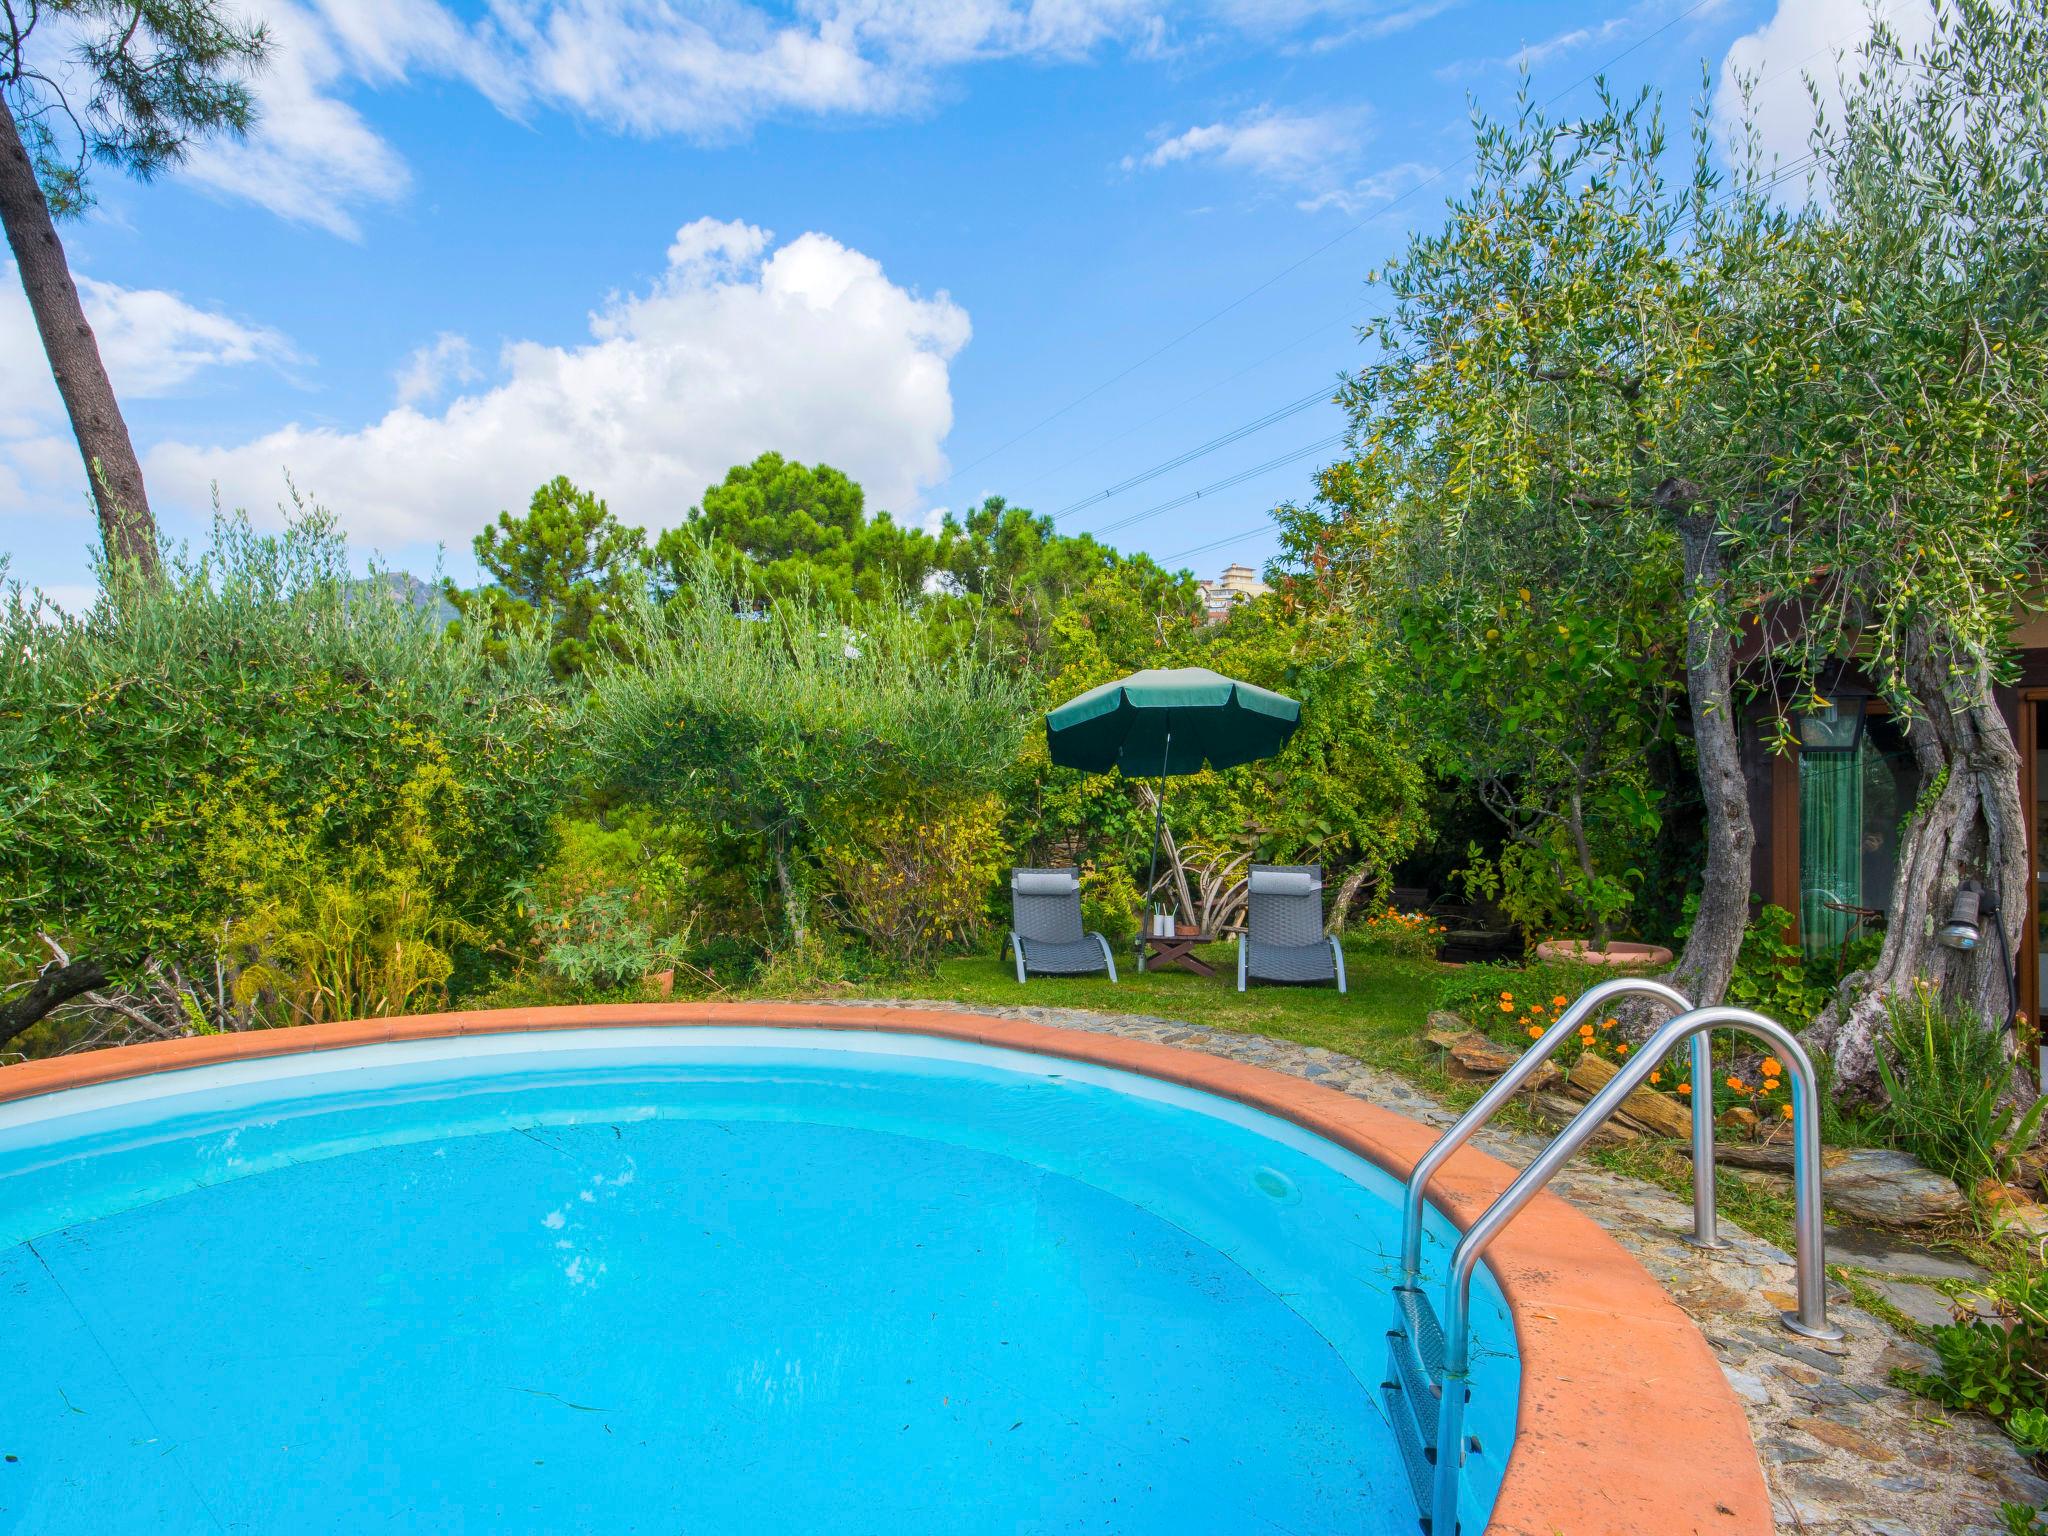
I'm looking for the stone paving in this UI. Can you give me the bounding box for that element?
[840,998,2048,1536]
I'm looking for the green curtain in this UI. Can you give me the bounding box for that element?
[1799,749,1864,958]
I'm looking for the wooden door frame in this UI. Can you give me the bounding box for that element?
[2020,691,2048,1029]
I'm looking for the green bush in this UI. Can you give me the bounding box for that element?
[816,793,1010,971]
[524,887,678,992]
[1719,904,1834,1024]
[1901,1240,2048,1459]
[0,511,572,1044]
[1080,861,1141,947]
[524,810,706,944]
[1351,906,1447,960]
[589,559,1029,946]
[1876,981,2047,1189]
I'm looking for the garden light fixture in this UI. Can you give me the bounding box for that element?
[1937,880,1985,951]
[1937,879,2020,1033]
[1794,694,1868,755]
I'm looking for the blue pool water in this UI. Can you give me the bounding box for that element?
[0,1028,1519,1534]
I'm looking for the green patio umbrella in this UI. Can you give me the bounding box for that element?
[1045,667,1302,951]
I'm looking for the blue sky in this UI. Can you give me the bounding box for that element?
[1,0,1901,603]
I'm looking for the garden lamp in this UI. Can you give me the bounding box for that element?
[1793,694,1868,755]
[1937,880,1985,950]
[1938,878,2020,1033]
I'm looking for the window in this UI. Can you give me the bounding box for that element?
[1798,713,1917,958]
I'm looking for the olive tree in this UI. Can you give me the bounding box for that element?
[1747,0,2048,1091]
[589,561,1030,943]
[1290,81,1798,1007]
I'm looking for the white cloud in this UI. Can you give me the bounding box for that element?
[73,278,298,395]
[147,220,971,548]
[1124,105,1369,191]
[1296,158,1438,215]
[180,2,1444,233]
[393,332,480,407]
[1289,0,1462,51]
[180,2,415,238]
[1,264,296,513]
[1438,0,1731,82]
[1714,0,1934,177]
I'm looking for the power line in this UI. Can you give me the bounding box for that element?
[1041,0,1886,570]
[1153,10,1898,579]
[1166,519,1280,565]
[1073,0,1878,533]
[1051,384,1337,521]
[1009,297,1374,500]
[1085,433,1347,540]
[934,0,1727,499]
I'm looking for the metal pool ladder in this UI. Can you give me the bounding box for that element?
[1380,983,1843,1533]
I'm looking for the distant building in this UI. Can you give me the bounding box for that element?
[1196,562,1270,624]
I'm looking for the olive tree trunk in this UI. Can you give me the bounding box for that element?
[1807,632,2026,1098]
[1661,503,1754,1014]
[0,107,158,578]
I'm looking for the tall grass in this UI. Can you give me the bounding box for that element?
[1876,980,2046,1188]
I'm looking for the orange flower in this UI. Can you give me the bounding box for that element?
[1780,1102,1794,1120]
[1499,1000,1514,1013]
[1648,1070,1661,1085]
[1617,1043,1630,1055]
[1726,1076,1749,1094]
[1600,1018,1617,1031]
[1760,1056,1782,1077]
[1498,991,1513,1002]
[1551,995,1567,1008]
[1526,1024,1543,1039]
[1677,1083,1692,1096]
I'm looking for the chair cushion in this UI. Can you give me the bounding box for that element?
[1012,868,1080,895]
[1248,869,1319,896]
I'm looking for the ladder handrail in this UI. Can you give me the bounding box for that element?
[1397,977,1693,1286]
[1428,1003,1840,1532]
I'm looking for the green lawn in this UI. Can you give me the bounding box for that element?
[852,944,1455,1090]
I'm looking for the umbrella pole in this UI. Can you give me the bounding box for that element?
[1140,731,1171,971]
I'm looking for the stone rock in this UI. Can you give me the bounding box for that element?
[1564,1051,1694,1138]
[1695,1145,1969,1228]
[1869,1278,1959,1330]
[1710,1140,1826,1172]
[1721,1365,1770,1405]
[1825,1151,1970,1228]
[1823,1224,1988,1282]
[1529,1091,1637,1146]
[1719,1106,1760,1132]
[1786,1416,1897,1462]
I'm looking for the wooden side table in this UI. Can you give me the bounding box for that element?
[1140,930,1216,977]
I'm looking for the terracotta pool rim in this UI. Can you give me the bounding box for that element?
[0,1002,1771,1536]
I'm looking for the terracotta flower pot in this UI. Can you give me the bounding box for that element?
[1533,939,1674,970]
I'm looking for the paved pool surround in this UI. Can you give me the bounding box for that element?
[0,1002,1773,1535]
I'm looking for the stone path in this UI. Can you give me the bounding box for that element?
[843,998,2048,1535]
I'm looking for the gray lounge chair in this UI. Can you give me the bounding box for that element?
[1005,867,1117,984]
[1237,864,1345,993]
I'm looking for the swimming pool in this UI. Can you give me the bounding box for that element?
[0,1023,1520,1535]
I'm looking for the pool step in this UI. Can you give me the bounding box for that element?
[1382,1285,1462,1534]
